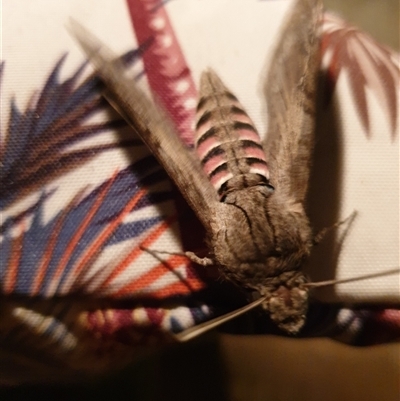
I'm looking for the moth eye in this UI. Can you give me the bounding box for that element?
[250,290,262,301]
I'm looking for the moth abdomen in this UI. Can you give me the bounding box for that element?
[195,69,271,199]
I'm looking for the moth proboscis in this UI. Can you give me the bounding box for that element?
[69,0,399,340]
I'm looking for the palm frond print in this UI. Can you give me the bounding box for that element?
[322,13,399,138]
[0,162,178,297]
[0,37,212,363]
[0,54,136,208]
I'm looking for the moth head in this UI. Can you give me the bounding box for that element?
[259,272,309,334]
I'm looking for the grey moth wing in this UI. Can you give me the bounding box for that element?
[235,0,322,332]
[68,21,219,233]
[263,0,322,205]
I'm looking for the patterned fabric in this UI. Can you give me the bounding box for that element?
[1,0,399,382]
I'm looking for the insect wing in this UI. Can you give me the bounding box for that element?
[263,0,322,205]
[68,20,219,233]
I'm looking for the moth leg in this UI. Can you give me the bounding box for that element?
[184,252,214,266]
[140,246,214,266]
[313,211,358,245]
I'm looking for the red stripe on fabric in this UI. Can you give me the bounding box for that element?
[145,307,165,327]
[60,188,147,294]
[3,224,25,294]
[125,0,197,146]
[30,193,81,295]
[151,276,205,298]
[113,253,188,297]
[47,172,118,295]
[98,215,176,292]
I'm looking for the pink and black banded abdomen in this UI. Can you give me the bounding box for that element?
[195,70,270,200]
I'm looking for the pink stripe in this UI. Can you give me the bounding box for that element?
[195,119,213,141]
[231,113,253,125]
[203,154,227,176]
[249,163,270,179]
[210,170,233,190]
[196,136,221,160]
[236,128,263,145]
[230,100,245,109]
[243,147,268,161]
[195,104,208,119]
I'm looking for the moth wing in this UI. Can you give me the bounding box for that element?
[69,21,219,232]
[263,0,322,204]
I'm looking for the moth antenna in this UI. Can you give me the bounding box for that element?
[140,246,214,266]
[139,246,171,264]
[313,211,357,245]
[305,268,400,288]
[173,297,266,342]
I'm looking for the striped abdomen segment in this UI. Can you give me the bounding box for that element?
[195,69,270,199]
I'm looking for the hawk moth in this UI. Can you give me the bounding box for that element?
[70,0,322,336]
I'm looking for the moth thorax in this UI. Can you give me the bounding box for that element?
[220,173,274,201]
[259,271,309,334]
